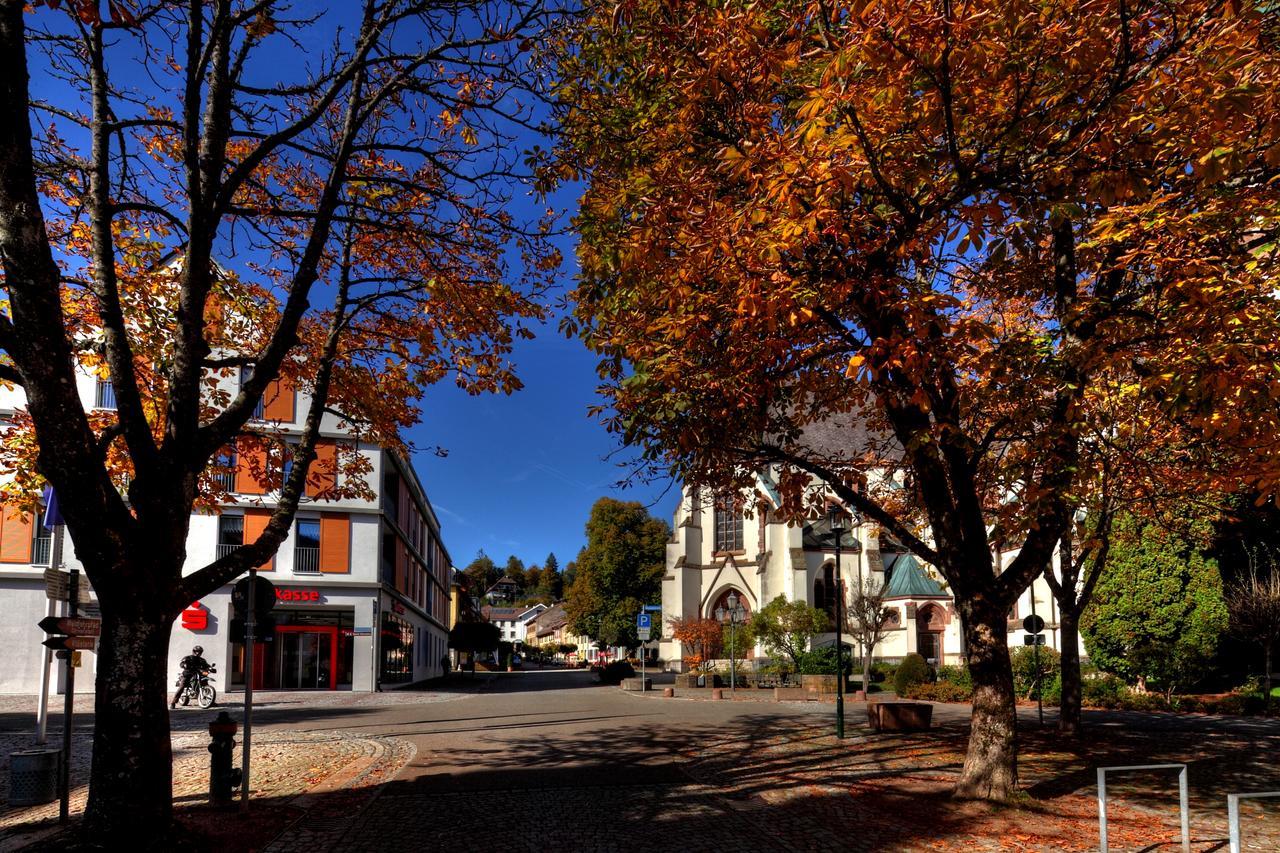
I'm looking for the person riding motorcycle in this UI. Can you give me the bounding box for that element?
[171,645,212,708]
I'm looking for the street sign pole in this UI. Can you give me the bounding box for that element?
[241,567,256,810]
[1030,581,1043,727]
[59,568,79,823]
[36,524,65,745]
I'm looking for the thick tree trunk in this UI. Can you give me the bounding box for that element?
[955,600,1019,801]
[1058,606,1082,737]
[83,595,179,844]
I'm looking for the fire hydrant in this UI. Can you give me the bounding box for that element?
[208,711,242,806]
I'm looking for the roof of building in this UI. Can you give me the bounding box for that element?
[532,604,568,637]
[882,553,949,599]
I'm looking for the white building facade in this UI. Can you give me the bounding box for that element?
[0,368,453,694]
[660,474,1085,671]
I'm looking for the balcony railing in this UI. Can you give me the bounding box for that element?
[213,470,236,492]
[294,546,320,574]
[216,543,240,559]
[32,536,52,566]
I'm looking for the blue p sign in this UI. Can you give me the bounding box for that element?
[636,613,651,629]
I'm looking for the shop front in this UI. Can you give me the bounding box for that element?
[220,584,379,691]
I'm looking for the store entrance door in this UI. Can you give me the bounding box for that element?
[276,626,339,689]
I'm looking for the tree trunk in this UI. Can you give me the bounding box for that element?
[1058,606,1082,737]
[83,595,179,844]
[862,648,873,696]
[955,601,1020,801]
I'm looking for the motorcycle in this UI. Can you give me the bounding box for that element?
[175,665,217,709]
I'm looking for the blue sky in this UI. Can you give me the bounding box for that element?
[410,310,681,572]
[23,3,679,572]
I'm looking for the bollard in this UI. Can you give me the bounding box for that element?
[712,688,724,700]
[208,711,242,806]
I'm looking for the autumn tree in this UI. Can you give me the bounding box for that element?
[565,497,668,649]
[0,0,558,841]
[551,0,1280,800]
[669,615,720,671]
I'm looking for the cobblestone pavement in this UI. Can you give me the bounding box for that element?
[0,729,414,851]
[681,717,1280,852]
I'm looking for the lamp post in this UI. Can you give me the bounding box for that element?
[828,504,860,740]
[715,591,747,695]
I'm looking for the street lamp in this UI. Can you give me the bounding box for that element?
[715,590,747,694]
[828,503,861,739]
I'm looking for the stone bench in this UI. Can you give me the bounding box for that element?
[867,701,933,732]
[620,677,653,692]
[774,686,815,702]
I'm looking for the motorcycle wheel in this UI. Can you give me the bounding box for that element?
[198,684,217,709]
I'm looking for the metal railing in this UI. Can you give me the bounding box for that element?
[213,470,236,492]
[32,536,52,566]
[216,543,239,559]
[294,546,320,573]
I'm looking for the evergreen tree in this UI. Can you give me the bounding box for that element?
[1081,514,1228,697]
[463,551,500,597]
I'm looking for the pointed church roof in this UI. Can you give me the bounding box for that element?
[883,553,948,599]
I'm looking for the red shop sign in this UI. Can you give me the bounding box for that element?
[181,602,209,631]
[275,588,323,604]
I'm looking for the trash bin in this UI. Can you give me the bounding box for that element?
[8,748,61,806]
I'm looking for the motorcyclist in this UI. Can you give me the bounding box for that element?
[171,645,211,708]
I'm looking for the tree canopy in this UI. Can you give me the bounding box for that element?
[750,595,830,670]
[565,497,669,648]
[0,0,559,839]
[549,0,1280,800]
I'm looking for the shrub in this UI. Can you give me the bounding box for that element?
[935,665,972,690]
[596,661,635,685]
[795,646,851,675]
[905,680,972,702]
[870,661,896,683]
[1010,646,1061,700]
[893,653,933,695]
[1081,673,1127,708]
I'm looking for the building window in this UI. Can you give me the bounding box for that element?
[714,496,743,552]
[294,519,320,573]
[218,515,244,558]
[240,366,264,420]
[94,379,117,410]
[32,506,53,566]
[381,612,414,683]
[214,447,237,492]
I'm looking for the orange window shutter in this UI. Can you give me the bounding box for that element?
[235,442,268,495]
[0,504,33,563]
[243,509,274,571]
[319,514,350,573]
[306,440,337,499]
[262,377,295,422]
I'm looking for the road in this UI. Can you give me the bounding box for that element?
[5,671,1278,851]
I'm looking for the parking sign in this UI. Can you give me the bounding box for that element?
[636,613,651,629]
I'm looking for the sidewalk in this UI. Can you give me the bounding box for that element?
[0,728,415,851]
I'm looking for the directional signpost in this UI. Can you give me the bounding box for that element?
[36,567,89,822]
[636,613,652,690]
